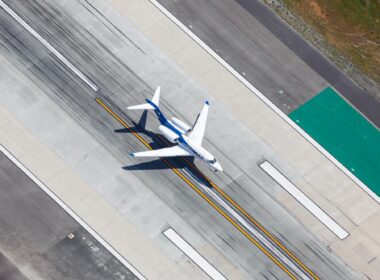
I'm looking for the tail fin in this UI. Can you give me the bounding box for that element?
[151,86,160,106]
[128,86,160,110]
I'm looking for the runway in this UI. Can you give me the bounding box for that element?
[96,98,316,280]
[0,0,365,279]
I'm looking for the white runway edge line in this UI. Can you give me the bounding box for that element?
[148,0,379,204]
[0,0,99,92]
[0,144,146,280]
[260,161,349,240]
[163,228,227,280]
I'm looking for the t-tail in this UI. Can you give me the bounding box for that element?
[128,86,160,110]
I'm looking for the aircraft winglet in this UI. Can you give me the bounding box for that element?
[188,100,209,144]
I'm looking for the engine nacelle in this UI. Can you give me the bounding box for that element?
[159,125,179,143]
[171,117,191,133]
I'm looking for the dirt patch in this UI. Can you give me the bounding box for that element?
[264,0,380,101]
[304,0,326,20]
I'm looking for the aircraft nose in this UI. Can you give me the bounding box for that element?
[214,161,223,172]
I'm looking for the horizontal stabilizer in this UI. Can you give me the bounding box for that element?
[129,146,190,158]
[128,103,154,110]
[127,86,160,110]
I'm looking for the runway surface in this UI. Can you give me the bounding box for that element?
[0,0,360,279]
[157,0,380,127]
[0,151,138,280]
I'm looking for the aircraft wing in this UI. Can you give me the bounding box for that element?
[189,101,209,144]
[130,146,190,158]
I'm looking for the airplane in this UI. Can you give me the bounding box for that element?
[127,86,223,172]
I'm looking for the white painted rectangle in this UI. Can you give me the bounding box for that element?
[260,161,349,240]
[163,228,227,280]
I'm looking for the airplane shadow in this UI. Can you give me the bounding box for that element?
[122,158,188,171]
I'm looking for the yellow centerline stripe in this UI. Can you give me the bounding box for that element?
[212,183,318,279]
[181,158,319,280]
[95,97,298,280]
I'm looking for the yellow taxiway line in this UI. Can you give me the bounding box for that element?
[96,97,308,280]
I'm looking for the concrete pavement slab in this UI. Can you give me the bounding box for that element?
[276,137,326,175]
[249,113,299,150]
[0,106,13,128]
[112,0,164,32]
[144,16,188,56]
[170,42,220,80]
[359,212,380,245]
[20,143,67,182]
[46,167,95,206]
[304,160,356,201]
[330,228,380,280]
[127,240,174,280]
[333,187,378,225]
[100,216,149,256]
[73,192,122,231]
[157,265,197,280]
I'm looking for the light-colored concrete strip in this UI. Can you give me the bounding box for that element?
[148,0,379,204]
[260,161,349,240]
[0,143,146,280]
[0,0,99,92]
[163,228,227,280]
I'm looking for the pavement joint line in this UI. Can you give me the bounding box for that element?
[0,0,99,92]
[0,144,146,280]
[260,161,349,240]
[148,0,379,204]
[163,228,227,280]
[180,156,319,280]
[95,97,303,280]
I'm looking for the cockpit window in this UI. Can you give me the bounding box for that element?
[208,158,217,164]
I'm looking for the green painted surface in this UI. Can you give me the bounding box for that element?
[289,87,380,197]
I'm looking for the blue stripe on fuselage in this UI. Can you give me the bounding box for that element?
[146,99,183,137]
[178,137,204,160]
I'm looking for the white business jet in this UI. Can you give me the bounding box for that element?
[128,87,223,172]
